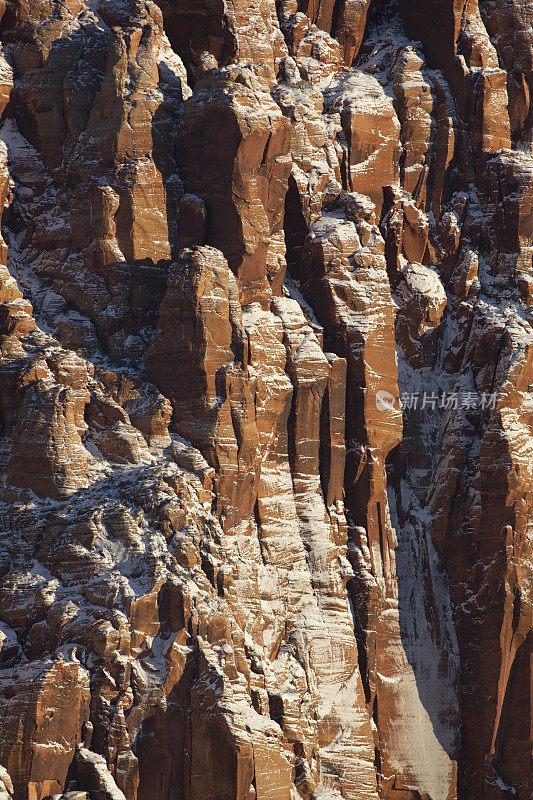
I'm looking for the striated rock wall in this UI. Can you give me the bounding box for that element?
[0,1,531,800]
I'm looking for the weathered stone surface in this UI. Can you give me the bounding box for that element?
[328,72,401,208]
[155,0,287,84]
[0,2,532,800]
[7,374,90,499]
[281,13,343,85]
[0,661,90,800]
[182,67,292,304]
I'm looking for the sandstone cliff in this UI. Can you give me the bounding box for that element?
[0,1,531,799]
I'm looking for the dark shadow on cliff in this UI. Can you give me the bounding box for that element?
[386,442,461,763]
[134,645,242,800]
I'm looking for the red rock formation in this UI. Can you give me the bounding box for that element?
[182,68,292,304]
[0,1,531,800]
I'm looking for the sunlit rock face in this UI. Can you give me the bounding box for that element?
[0,1,531,799]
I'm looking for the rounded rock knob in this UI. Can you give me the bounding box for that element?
[81,720,93,749]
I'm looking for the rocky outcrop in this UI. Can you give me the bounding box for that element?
[182,67,292,303]
[0,1,532,800]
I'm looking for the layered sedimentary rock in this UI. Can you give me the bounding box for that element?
[0,1,532,800]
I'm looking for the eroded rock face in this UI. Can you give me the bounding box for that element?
[182,67,292,304]
[0,1,532,800]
